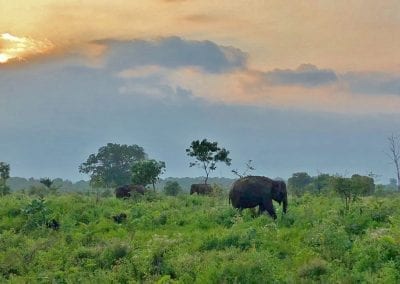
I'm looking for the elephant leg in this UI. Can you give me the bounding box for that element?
[261,198,277,219]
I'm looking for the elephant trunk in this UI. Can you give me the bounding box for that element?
[282,195,288,214]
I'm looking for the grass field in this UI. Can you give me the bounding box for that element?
[1,191,400,283]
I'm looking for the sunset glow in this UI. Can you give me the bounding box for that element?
[0,33,54,64]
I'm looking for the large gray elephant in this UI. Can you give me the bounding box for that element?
[190,184,212,195]
[115,184,146,199]
[229,176,287,219]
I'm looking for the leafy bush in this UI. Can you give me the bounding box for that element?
[298,258,329,280]
[163,181,182,196]
[22,198,53,230]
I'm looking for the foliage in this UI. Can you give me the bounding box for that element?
[332,175,375,210]
[0,162,10,196]
[351,174,375,195]
[0,191,400,282]
[186,139,231,184]
[79,143,147,188]
[132,159,166,191]
[39,178,53,189]
[163,181,182,196]
[39,177,59,194]
[288,172,313,196]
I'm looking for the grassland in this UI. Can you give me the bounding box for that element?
[0,191,400,283]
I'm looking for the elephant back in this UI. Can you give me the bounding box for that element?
[190,184,212,195]
[115,184,146,198]
[229,176,274,206]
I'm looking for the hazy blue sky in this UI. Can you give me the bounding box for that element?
[1,2,400,182]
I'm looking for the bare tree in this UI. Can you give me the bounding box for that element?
[387,134,400,191]
[232,160,255,178]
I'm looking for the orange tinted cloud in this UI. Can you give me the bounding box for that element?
[0,33,54,64]
[2,1,400,72]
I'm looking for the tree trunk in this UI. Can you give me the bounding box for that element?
[388,134,400,191]
[396,161,400,191]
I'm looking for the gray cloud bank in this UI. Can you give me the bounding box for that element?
[0,37,399,182]
[98,36,247,73]
[265,64,338,87]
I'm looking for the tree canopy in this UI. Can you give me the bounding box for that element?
[186,139,231,184]
[79,143,147,188]
[131,159,166,191]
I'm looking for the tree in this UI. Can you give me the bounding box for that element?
[313,173,331,194]
[163,181,182,196]
[331,174,374,211]
[232,160,255,178]
[186,139,231,184]
[0,162,10,196]
[39,178,59,194]
[350,174,375,196]
[89,175,106,203]
[131,159,166,191]
[331,176,354,211]
[40,178,53,189]
[288,172,312,196]
[79,143,147,188]
[387,134,400,191]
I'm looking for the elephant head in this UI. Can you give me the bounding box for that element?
[272,180,287,214]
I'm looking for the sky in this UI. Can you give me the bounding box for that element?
[1,1,400,182]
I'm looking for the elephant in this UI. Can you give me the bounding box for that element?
[115,184,146,199]
[190,184,212,195]
[112,213,127,223]
[46,219,60,230]
[229,176,287,219]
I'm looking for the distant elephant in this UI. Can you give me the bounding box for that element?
[115,184,146,199]
[190,184,212,195]
[229,176,287,219]
[112,213,127,223]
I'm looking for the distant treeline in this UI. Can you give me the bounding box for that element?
[6,177,236,193]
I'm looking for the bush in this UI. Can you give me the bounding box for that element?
[163,181,182,196]
[298,258,329,280]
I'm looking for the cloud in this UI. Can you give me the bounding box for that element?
[0,33,54,65]
[264,64,338,87]
[342,72,400,96]
[98,36,247,73]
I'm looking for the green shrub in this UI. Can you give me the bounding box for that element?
[298,258,329,280]
[100,241,130,268]
[163,181,182,196]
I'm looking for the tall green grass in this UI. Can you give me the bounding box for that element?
[0,192,399,282]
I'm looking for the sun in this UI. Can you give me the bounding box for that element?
[0,33,54,64]
[0,53,10,63]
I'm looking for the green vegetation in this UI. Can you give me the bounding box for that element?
[1,190,400,282]
[79,143,147,188]
[186,139,231,184]
[132,160,166,191]
[163,181,182,196]
[0,162,10,196]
